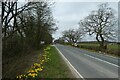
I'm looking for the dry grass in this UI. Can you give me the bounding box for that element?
[2,49,44,79]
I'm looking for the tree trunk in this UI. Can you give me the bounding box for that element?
[96,34,107,51]
[99,34,107,51]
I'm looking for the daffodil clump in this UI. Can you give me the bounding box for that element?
[16,46,51,79]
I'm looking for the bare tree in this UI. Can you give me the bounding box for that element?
[2,0,32,39]
[2,1,56,55]
[1,0,33,50]
[62,29,83,44]
[79,3,117,50]
[2,1,57,78]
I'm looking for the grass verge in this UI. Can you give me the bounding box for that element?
[12,45,75,79]
[38,45,75,78]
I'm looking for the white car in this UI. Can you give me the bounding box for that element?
[74,43,78,47]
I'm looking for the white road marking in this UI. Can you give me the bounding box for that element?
[84,54,119,68]
[54,45,85,79]
[97,52,119,59]
[105,54,119,59]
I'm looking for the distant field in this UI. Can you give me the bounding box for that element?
[79,43,99,47]
[78,42,120,57]
[79,43,119,50]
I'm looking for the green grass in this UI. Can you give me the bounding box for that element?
[38,46,74,78]
[107,44,119,50]
[78,43,120,57]
[79,43,99,47]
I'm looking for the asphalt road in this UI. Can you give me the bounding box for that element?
[55,44,119,78]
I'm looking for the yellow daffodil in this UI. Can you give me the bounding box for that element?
[16,76,18,78]
[28,73,32,76]
[28,70,34,73]
[16,46,51,79]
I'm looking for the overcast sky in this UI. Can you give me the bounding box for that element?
[18,0,118,41]
[52,1,118,41]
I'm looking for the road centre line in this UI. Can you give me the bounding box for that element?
[84,54,119,68]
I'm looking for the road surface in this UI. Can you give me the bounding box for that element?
[55,44,119,78]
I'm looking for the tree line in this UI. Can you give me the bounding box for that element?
[2,0,57,58]
[55,3,117,51]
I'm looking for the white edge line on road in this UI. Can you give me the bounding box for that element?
[84,54,119,68]
[54,45,85,79]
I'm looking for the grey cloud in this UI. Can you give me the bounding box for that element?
[52,2,118,40]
